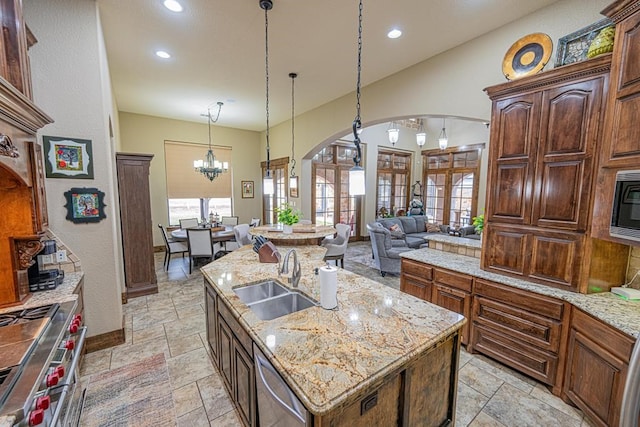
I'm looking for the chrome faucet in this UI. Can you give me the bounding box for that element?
[279,249,301,288]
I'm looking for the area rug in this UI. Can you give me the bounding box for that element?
[80,353,176,427]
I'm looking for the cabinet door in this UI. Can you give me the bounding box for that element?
[486,93,540,225]
[432,284,470,345]
[400,260,433,301]
[205,286,218,365]
[218,316,234,394]
[528,228,582,291]
[234,341,255,427]
[482,223,529,277]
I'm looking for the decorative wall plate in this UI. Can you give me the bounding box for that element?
[502,33,553,80]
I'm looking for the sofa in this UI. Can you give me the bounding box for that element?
[376,215,465,248]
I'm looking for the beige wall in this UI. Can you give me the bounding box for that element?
[118,113,263,246]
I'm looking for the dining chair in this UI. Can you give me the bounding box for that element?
[179,218,199,229]
[322,223,351,268]
[249,218,261,227]
[158,224,188,271]
[221,216,239,226]
[186,228,214,274]
[233,224,252,247]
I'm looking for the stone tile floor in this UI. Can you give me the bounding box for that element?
[80,242,596,426]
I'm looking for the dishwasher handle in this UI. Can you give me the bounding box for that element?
[255,351,306,425]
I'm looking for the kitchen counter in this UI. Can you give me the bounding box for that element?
[0,272,83,315]
[201,246,465,417]
[401,248,640,339]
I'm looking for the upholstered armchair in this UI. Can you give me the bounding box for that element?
[321,223,351,268]
[366,222,412,276]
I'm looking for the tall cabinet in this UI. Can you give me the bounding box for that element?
[482,55,629,293]
[116,153,157,299]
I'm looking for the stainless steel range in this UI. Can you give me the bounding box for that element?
[0,301,87,426]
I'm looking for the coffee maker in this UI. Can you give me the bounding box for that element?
[28,240,64,292]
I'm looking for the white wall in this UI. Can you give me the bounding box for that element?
[24,0,123,337]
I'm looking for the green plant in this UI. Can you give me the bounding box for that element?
[472,214,484,235]
[275,203,300,225]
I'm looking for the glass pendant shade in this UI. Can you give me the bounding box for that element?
[349,166,365,195]
[387,121,399,144]
[264,173,274,195]
[438,120,448,150]
[416,119,426,146]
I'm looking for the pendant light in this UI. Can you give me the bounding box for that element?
[438,118,448,150]
[288,72,298,194]
[261,0,274,196]
[387,121,399,145]
[193,101,229,181]
[416,119,426,147]
[349,0,365,196]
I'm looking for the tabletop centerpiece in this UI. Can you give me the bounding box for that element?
[275,202,300,234]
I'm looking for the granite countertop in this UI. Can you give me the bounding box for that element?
[401,248,640,339]
[201,246,465,416]
[249,224,336,241]
[0,272,83,315]
[423,233,482,249]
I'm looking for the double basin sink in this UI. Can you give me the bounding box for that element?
[233,280,317,321]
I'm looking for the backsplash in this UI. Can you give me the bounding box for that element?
[625,246,640,289]
[42,229,82,274]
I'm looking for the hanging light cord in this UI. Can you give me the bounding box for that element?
[264,4,271,174]
[351,0,363,167]
[202,101,223,149]
[290,73,297,177]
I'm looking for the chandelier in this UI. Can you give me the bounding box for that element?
[193,101,229,182]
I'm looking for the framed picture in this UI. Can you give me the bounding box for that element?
[63,187,107,223]
[241,180,254,198]
[289,176,299,198]
[43,136,94,179]
[555,18,613,67]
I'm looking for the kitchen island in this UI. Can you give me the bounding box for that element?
[201,245,465,426]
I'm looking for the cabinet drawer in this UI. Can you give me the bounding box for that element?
[434,268,472,292]
[473,296,562,353]
[400,276,432,302]
[472,324,558,386]
[218,296,253,356]
[474,279,565,320]
[402,259,433,280]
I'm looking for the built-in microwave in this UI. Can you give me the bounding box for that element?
[611,170,640,242]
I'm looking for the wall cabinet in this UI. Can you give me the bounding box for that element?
[563,307,635,427]
[484,54,628,293]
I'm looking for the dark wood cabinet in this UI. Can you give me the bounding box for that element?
[400,259,433,301]
[563,307,635,427]
[205,284,218,365]
[116,153,157,298]
[218,315,234,393]
[484,55,629,293]
[234,341,255,427]
[29,141,48,233]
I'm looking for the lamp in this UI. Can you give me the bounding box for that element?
[438,118,448,150]
[416,119,426,147]
[349,0,365,196]
[261,0,274,196]
[193,101,229,182]
[387,121,399,145]
[288,72,298,193]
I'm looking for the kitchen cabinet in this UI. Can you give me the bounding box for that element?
[400,259,433,301]
[205,284,218,365]
[484,54,629,293]
[116,153,157,298]
[563,307,636,427]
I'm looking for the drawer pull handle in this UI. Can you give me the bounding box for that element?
[361,391,378,415]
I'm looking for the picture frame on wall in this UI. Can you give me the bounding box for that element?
[555,18,613,67]
[241,180,254,198]
[63,187,107,223]
[43,135,94,179]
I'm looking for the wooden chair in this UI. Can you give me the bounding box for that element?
[179,218,199,229]
[186,228,214,274]
[158,224,188,271]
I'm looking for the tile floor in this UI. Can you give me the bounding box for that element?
[80,242,596,427]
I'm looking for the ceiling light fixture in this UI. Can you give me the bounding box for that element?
[261,0,274,196]
[163,0,183,12]
[349,0,365,196]
[288,72,299,194]
[194,102,229,182]
[155,50,171,59]
[387,121,400,145]
[438,118,449,150]
[387,28,402,39]
[416,119,426,147]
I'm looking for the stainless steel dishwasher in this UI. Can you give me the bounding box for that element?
[254,343,310,426]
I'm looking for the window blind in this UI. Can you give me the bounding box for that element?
[164,140,232,199]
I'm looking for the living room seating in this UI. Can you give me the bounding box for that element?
[376,215,450,248]
[322,223,351,268]
[366,222,413,276]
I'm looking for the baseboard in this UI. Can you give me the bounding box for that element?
[85,327,125,353]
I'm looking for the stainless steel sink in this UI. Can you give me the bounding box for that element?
[247,292,317,321]
[233,280,289,304]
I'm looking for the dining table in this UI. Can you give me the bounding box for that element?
[249,224,336,246]
[171,226,236,257]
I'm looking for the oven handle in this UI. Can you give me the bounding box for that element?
[50,325,88,426]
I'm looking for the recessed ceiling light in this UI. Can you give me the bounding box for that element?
[155,50,171,59]
[387,29,402,39]
[163,0,183,12]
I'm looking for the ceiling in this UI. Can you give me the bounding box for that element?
[97,0,560,132]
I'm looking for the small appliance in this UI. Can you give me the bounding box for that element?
[610,170,640,242]
[28,240,64,292]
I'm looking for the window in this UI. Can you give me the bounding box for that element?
[312,143,361,237]
[261,157,289,225]
[422,144,483,227]
[376,150,411,216]
[164,141,232,225]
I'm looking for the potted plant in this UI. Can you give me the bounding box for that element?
[472,213,484,236]
[275,202,300,233]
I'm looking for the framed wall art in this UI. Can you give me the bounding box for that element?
[555,18,613,67]
[241,180,254,198]
[64,187,107,223]
[43,136,94,179]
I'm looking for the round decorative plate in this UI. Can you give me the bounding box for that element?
[502,33,553,80]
